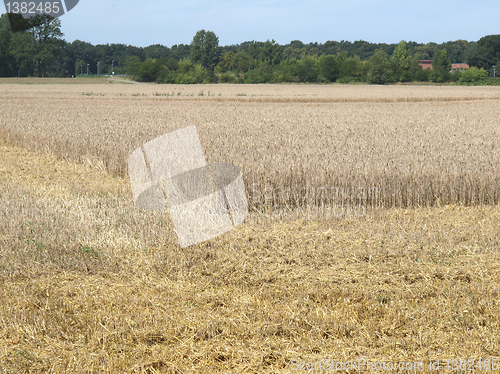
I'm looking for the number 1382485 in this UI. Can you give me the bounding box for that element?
[5,2,61,15]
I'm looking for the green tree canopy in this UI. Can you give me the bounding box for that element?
[27,15,65,77]
[125,55,142,76]
[0,15,16,77]
[190,30,219,73]
[293,55,318,82]
[260,39,282,65]
[74,59,85,75]
[459,66,488,83]
[432,49,451,71]
[391,41,411,81]
[430,49,451,82]
[468,34,500,75]
[367,50,395,84]
[318,54,339,82]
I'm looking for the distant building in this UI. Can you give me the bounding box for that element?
[451,63,469,71]
[419,60,433,70]
[419,60,470,71]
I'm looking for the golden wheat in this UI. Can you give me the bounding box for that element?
[1,83,500,211]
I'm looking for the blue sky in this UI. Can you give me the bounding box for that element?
[3,0,500,47]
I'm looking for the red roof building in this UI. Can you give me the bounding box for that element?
[451,63,469,71]
[419,60,470,71]
[419,60,433,70]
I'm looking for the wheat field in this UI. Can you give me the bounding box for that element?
[1,80,500,372]
[1,81,500,210]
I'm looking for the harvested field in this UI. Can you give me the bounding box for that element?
[1,82,500,372]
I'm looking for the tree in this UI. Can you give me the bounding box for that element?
[283,46,302,60]
[391,41,411,82]
[10,31,34,76]
[190,30,219,73]
[432,49,451,71]
[75,59,85,76]
[414,42,438,60]
[411,55,429,82]
[440,39,476,64]
[137,58,166,82]
[430,49,451,82]
[293,55,318,82]
[170,44,191,60]
[244,41,262,64]
[0,12,11,30]
[21,15,65,77]
[0,16,16,77]
[125,56,142,76]
[215,51,233,73]
[468,35,500,76]
[175,59,207,83]
[336,52,365,81]
[230,50,250,73]
[144,44,170,60]
[5,12,48,33]
[166,57,179,71]
[458,66,488,83]
[367,50,395,84]
[260,39,282,65]
[318,54,339,82]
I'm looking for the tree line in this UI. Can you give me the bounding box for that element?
[1,14,499,84]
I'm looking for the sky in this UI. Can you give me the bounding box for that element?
[3,0,500,47]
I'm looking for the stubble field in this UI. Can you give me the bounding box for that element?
[1,80,500,372]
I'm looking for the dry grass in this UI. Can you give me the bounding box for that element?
[1,143,500,372]
[1,82,500,372]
